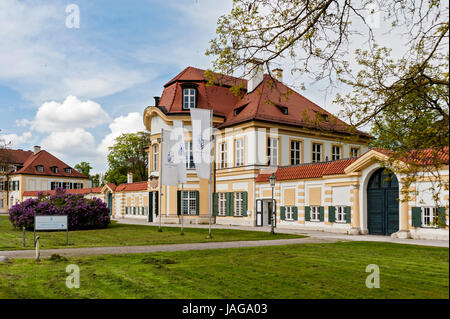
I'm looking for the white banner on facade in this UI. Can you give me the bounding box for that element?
[161,128,178,186]
[173,120,187,184]
[190,109,212,180]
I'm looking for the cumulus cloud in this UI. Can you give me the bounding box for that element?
[0,132,33,147]
[20,96,111,133]
[41,128,96,158]
[98,112,146,157]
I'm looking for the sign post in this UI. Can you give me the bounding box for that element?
[34,215,69,245]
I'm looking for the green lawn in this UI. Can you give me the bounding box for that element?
[0,242,448,299]
[0,216,302,250]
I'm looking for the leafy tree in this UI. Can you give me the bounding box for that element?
[74,161,92,178]
[105,132,150,185]
[207,0,449,214]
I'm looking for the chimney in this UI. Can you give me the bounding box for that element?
[272,68,283,82]
[154,96,160,106]
[247,59,264,93]
[127,172,133,184]
[33,146,41,155]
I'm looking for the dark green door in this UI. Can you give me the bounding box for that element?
[107,193,113,216]
[367,168,399,235]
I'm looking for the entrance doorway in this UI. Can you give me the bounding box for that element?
[256,199,276,227]
[367,168,399,235]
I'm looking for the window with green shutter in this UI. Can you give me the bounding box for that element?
[437,207,446,228]
[226,192,234,216]
[280,206,286,220]
[319,206,325,221]
[293,207,298,221]
[305,206,311,221]
[213,193,218,216]
[411,207,422,227]
[242,192,248,216]
[328,206,336,222]
[345,206,351,223]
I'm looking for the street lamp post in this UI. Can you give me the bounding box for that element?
[269,172,276,235]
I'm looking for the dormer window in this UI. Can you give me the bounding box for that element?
[182,88,196,109]
[234,104,248,116]
[36,165,44,173]
[276,105,288,115]
[51,166,58,174]
[65,168,72,174]
[322,113,329,121]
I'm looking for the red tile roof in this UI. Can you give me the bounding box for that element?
[373,147,449,165]
[256,157,359,182]
[23,186,103,197]
[13,150,88,178]
[156,66,370,138]
[115,181,148,192]
[0,148,34,165]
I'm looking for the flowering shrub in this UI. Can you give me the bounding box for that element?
[9,188,111,230]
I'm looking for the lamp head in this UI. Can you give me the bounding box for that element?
[269,172,276,187]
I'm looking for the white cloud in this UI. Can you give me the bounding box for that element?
[41,128,96,158]
[21,96,111,133]
[0,132,32,147]
[98,112,146,157]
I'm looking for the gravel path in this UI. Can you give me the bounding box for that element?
[0,237,338,260]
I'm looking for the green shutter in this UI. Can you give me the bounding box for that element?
[242,192,248,216]
[437,207,446,228]
[304,206,310,221]
[155,191,159,216]
[125,207,128,215]
[293,207,298,221]
[280,206,286,220]
[213,193,218,216]
[328,206,336,223]
[411,207,422,227]
[195,191,199,215]
[319,206,325,221]
[149,192,153,219]
[177,190,182,216]
[227,192,234,216]
[345,206,351,223]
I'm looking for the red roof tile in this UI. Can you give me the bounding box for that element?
[373,147,449,165]
[23,186,103,197]
[256,158,359,182]
[115,181,148,192]
[156,67,370,138]
[0,149,34,165]
[14,150,87,178]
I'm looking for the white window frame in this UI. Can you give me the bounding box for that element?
[65,168,72,174]
[285,206,294,221]
[422,206,438,227]
[267,137,278,166]
[235,138,244,167]
[183,191,197,215]
[311,206,320,221]
[291,141,301,165]
[312,143,322,162]
[185,141,195,169]
[336,205,346,223]
[234,192,244,216]
[36,165,44,173]
[152,144,159,171]
[218,193,227,216]
[350,147,359,158]
[219,142,227,169]
[332,145,341,161]
[183,88,196,109]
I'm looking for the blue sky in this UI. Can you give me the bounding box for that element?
[0,0,391,173]
[0,0,236,173]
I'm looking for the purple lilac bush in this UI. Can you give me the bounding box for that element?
[9,188,111,230]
